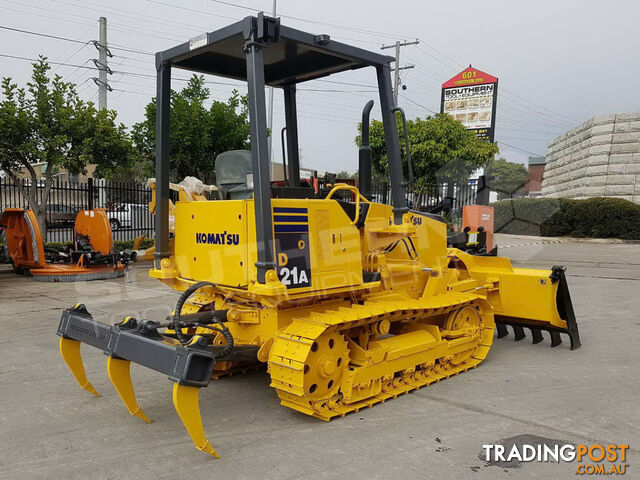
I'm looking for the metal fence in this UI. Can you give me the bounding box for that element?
[370,179,479,215]
[1,176,480,244]
[0,177,154,243]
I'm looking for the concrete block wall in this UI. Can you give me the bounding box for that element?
[541,112,640,203]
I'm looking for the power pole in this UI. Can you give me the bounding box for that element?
[92,17,112,110]
[381,39,419,105]
[266,1,277,163]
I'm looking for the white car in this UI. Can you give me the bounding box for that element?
[108,203,148,230]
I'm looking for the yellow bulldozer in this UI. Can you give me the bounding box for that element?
[56,14,580,458]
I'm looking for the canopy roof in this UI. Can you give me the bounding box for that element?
[157,15,394,87]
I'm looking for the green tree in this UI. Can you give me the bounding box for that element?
[132,75,250,184]
[0,57,137,235]
[335,170,357,179]
[356,113,499,187]
[489,157,530,199]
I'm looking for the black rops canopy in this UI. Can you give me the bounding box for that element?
[156,17,394,86]
[153,14,406,285]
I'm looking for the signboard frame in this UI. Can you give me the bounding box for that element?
[440,66,498,142]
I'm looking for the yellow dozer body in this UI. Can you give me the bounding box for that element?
[57,187,579,457]
[56,15,579,458]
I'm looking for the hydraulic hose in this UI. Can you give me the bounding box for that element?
[171,281,228,346]
[195,323,234,359]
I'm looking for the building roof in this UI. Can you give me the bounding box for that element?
[528,156,546,166]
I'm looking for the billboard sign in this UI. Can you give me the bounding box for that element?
[441,66,498,142]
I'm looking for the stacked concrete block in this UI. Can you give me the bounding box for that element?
[541,112,640,203]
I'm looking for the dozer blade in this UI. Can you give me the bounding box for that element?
[452,251,582,350]
[173,383,220,458]
[107,357,151,423]
[59,337,100,396]
[492,265,581,350]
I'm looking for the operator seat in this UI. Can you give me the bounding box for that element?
[215,150,253,200]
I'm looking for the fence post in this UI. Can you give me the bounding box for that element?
[87,178,94,210]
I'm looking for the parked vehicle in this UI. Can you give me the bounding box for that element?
[107,203,148,230]
[45,204,77,228]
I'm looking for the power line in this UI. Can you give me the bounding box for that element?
[147,0,384,48]
[497,140,546,157]
[146,0,239,22]
[0,53,95,69]
[381,39,419,105]
[50,19,98,70]
[0,1,100,29]
[108,44,153,56]
[414,44,461,73]
[0,21,153,57]
[3,2,578,144]
[398,94,437,114]
[0,24,89,45]
[205,0,405,40]
[0,23,568,128]
[58,0,213,34]
[500,87,581,123]
[297,88,377,93]
[0,1,590,129]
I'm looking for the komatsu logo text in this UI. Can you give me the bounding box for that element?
[195,232,240,245]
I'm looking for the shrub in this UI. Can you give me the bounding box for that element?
[493,198,561,236]
[492,197,640,239]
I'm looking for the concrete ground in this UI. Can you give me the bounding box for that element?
[1,234,638,479]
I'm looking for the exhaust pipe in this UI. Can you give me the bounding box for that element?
[358,100,374,199]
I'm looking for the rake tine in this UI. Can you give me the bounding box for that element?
[530,328,544,344]
[550,331,562,347]
[496,324,509,338]
[513,325,526,341]
[59,337,100,396]
[107,357,151,424]
[173,383,220,458]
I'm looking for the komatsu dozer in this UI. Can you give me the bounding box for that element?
[56,14,580,458]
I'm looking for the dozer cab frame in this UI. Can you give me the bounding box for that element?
[57,13,580,458]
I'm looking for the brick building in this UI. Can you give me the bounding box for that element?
[524,156,545,197]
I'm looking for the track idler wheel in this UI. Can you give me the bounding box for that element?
[304,332,349,403]
[444,305,484,366]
